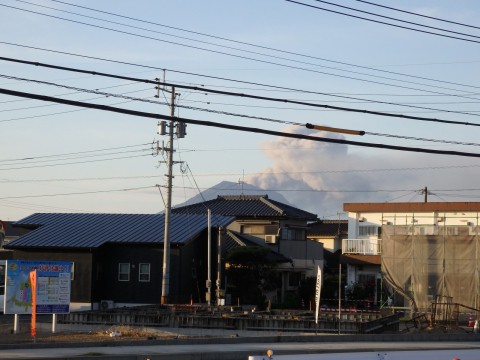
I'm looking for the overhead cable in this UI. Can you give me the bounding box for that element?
[285,0,480,45]
[2,87,480,158]
[4,3,480,96]
[311,0,480,40]
[1,58,479,126]
[48,0,480,91]
[354,0,480,31]
[4,42,480,108]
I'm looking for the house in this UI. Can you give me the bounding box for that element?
[172,195,322,305]
[0,220,27,250]
[3,212,234,310]
[343,201,480,312]
[307,220,348,304]
[307,219,348,253]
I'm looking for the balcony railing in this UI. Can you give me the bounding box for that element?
[342,238,382,255]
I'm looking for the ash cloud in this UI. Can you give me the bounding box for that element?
[247,126,478,218]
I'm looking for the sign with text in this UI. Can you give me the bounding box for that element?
[4,260,72,314]
[314,265,322,325]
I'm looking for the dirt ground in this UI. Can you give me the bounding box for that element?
[0,323,185,345]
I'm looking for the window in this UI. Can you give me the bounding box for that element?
[242,224,279,235]
[288,272,302,287]
[283,228,305,240]
[118,263,130,281]
[242,225,265,235]
[139,263,150,282]
[264,225,278,235]
[359,225,378,237]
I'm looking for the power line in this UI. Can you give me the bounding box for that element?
[4,183,480,201]
[47,0,480,92]
[4,3,480,97]
[0,143,151,163]
[365,132,480,147]
[284,0,480,45]
[354,0,480,31]
[310,0,480,40]
[4,42,480,115]
[2,87,480,158]
[2,58,480,126]
[3,72,480,149]
[2,161,480,182]
[0,72,302,126]
[0,185,156,200]
[0,174,160,183]
[0,149,151,167]
[0,153,151,171]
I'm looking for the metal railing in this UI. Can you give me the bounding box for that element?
[342,238,382,255]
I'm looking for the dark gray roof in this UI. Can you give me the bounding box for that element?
[308,220,348,237]
[172,195,318,220]
[5,213,234,249]
[223,230,292,264]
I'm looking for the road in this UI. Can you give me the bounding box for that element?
[1,339,480,360]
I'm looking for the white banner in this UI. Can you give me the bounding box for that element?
[314,265,322,324]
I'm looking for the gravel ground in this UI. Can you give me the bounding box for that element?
[0,322,190,345]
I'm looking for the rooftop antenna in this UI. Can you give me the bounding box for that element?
[238,169,246,195]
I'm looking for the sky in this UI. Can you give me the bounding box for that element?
[1,0,480,220]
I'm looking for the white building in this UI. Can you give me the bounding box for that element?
[343,202,480,311]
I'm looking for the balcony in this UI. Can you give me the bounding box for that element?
[342,238,382,255]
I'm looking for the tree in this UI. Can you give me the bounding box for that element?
[225,246,280,308]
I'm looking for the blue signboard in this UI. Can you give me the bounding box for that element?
[4,260,72,314]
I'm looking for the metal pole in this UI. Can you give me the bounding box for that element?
[216,226,223,305]
[52,314,57,333]
[161,86,175,305]
[207,208,211,305]
[338,263,341,335]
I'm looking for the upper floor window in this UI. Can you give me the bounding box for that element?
[359,225,379,237]
[139,263,151,282]
[118,263,130,281]
[283,228,305,240]
[242,224,278,235]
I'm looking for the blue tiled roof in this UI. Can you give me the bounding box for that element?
[5,213,234,249]
[172,195,318,220]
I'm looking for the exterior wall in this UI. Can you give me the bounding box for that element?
[309,236,342,253]
[174,229,219,304]
[347,210,480,238]
[92,244,164,305]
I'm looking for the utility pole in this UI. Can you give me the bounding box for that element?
[161,87,175,305]
[207,209,212,305]
[156,84,187,305]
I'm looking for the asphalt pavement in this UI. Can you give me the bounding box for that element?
[1,331,480,360]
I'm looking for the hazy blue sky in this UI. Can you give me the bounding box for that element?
[2,0,480,220]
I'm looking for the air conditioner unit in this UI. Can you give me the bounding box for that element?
[100,300,114,310]
[265,235,277,244]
